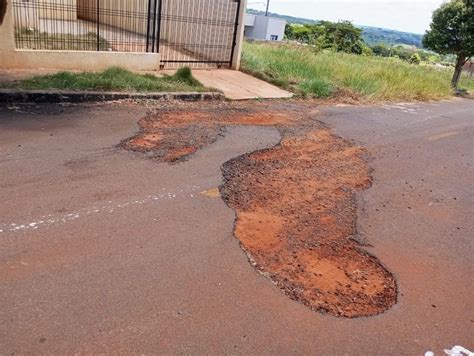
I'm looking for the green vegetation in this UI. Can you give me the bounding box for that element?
[423,0,474,88]
[247,9,424,48]
[15,28,111,51]
[371,44,453,65]
[285,21,370,55]
[242,42,474,101]
[4,67,209,92]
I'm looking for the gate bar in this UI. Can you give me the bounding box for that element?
[96,0,100,51]
[151,0,158,52]
[156,0,163,53]
[146,0,152,52]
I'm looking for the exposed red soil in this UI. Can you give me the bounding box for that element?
[121,108,297,163]
[121,104,397,317]
[221,130,397,317]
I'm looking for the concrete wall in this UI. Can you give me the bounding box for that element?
[244,15,286,41]
[0,1,160,71]
[38,0,78,21]
[14,0,78,28]
[77,0,148,35]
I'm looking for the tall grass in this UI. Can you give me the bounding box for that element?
[242,42,474,101]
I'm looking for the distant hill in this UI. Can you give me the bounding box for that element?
[247,9,424,48]
[360,26,423,47]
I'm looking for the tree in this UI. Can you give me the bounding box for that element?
[372,44,391,57]
[318,21,365,54]
[284,21,366,55]
[423,0,474,88]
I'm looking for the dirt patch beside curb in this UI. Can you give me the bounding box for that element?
[121,104,397,317]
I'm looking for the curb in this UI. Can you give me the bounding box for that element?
[0,89,224,103]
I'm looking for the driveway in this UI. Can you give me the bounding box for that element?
[0,99,472,354]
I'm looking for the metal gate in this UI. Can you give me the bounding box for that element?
[147,0,241,68]
[12,0,241,68]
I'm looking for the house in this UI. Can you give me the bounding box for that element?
[244,14,286,41]
[0,0,247,71]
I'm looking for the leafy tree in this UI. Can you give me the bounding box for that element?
[318,21,365,54]
[285,24,321,43]
[284,21,366,55]
[423,0,474,88]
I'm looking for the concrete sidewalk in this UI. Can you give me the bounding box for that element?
[192,69,293,100]
[0,68,293,101]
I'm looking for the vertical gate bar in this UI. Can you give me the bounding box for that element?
[156,0,163,53]
[96,0,100,51]
[229,0,241,66]
[146,0,152,52]
[151,0,158,53]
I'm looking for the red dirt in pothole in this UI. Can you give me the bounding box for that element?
[120,108,297,163]
[121,105,397,317]
[221,129,397,317]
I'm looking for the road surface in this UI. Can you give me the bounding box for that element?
[0,99,472,354]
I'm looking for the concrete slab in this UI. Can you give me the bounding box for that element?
[192,69,293,100]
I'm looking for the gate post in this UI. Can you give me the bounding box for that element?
[231,0,247,70]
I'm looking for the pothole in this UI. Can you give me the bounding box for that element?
[220,129,397,317]
[121,105,398,317]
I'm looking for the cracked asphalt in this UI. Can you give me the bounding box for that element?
[0,99,473,354]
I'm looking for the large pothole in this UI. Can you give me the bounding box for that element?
[121,104,397,317]
[220,129,397,317]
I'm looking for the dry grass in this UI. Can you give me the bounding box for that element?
[242,42,474,101]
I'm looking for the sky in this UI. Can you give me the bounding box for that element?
[247,0,445,34]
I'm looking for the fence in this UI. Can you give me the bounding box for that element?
[12,0,241,68]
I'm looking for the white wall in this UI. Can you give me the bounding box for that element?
[244,15,286,41]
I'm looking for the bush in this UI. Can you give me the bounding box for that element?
[410,53,421,65]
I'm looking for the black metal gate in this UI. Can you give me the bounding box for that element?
[12,0,241,68]
[146,0,241,68]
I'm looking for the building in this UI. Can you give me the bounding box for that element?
[0,0,247,71]
[244,14,286,42]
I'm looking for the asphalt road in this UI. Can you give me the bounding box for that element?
[0,99,472,355]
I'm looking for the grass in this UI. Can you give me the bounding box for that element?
[15,28,111,51]
[3,67,210,92]
[242,41,474,101]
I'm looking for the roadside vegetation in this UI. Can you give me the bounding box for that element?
[285,22,454,67]
[273,0,473,97]
[242,41,474,101]
[3,67,209,92]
